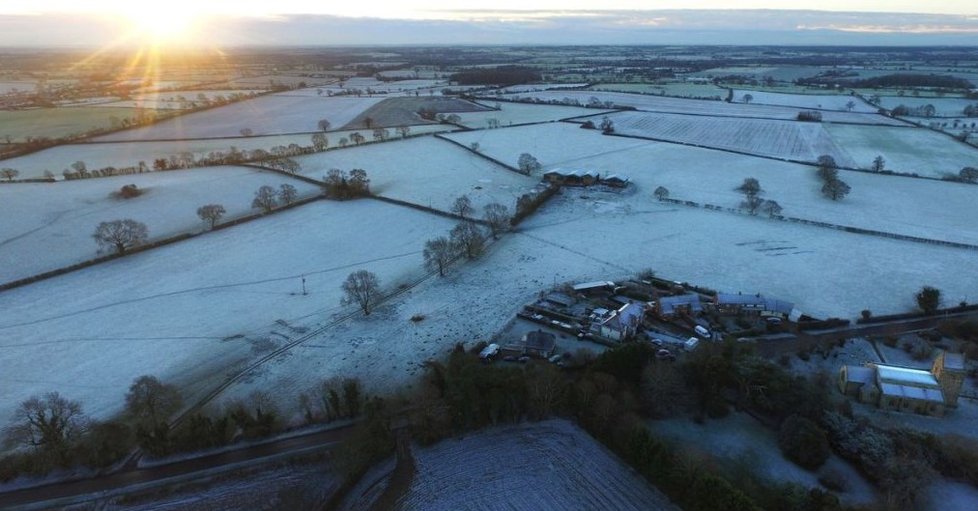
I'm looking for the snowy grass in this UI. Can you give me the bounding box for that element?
[295,136,537,213]
[607,110,855,165]
[457,101,612,128]
[0,107,159,142]
[444,123,978,246]
[2,126,450,180]
[825,124,978,177]
[93,96,385,141]
[501,90,905,125]
[396,419,677,511]
[0,166,321,284]
[732,90,879,113]
[589,82,729,99]
[0,200,457,426]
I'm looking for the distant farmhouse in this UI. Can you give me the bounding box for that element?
[839,351,966,416]
[542,168,629,188]
[501,329,557,359]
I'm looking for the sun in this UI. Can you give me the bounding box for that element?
[121,7,202,44]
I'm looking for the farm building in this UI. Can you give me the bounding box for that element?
[590,302,645,341]
[572,281,616,294]
[502,330,557,359]
[601,174,630,188]
[542,168,601,186]
[713,293,796,319]
[837,351,966,416]
[654,293,703,319]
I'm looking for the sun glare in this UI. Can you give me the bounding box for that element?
[121,7,202,44]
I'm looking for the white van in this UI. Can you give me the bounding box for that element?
[684,337,700,351]
[479,343,500,362]
[694,325,711,338]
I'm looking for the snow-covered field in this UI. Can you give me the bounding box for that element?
[2,126,451,180]
[501,90,905,125]
[91,91,264,110]
[444,123,978,245]
[732,90,878,113]
[0,200,456,425]
[878,96,978,117]
[295,136,537,213]
[283,78,448,96]
[497,83,588,93]
[93,96,385,141]
[648,413,876,507]
[458,101,610,128]
[824,124,978,177]
[0,166,321,283]
[395,420,677,511]
[607,110,855,165]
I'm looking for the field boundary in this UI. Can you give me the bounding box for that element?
[366,195,491,226]
[0,194,326,293]
[432,133,524,174]
[605,131,973,185]
[658,196,978,252]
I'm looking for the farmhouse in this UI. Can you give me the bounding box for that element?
[713,292,795,319]
[542,168,601,186]
[601,174,630,188]
[838,351,966,416]
[653,293,703,319]
[501,330,557,359]
[590,302,645,341]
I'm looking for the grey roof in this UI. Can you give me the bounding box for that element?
[572,281,615,291]
[716,293,794,314]
[943,352,966,371]
[876,365,940,388]
[524,330,557,352]
[658,294,703,315]
[880,382,944,403]
[843,365,876,385]
[545,292,574,307]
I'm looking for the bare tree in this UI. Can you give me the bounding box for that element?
[960,167,978,183]
[517,153,542,175]
[93,219,148,254]
[741,195,764,215]
[252,185,278,212]
[239,128,253,137]
[4,392,87,456]
[317,119,331,132]
[348,168,370,196]
[451,195,473,219]
[821,178,851,201]
[279,183,298,205]
[483,202,510,238]
[341,270,382,315]
[423,237,454,276]
[350,132,365,145]
[742,93,753,104]
[197,204,226,228]
[0,168,18,181]
[761,199,783,217]
[397,126,411,138]
[450,222,486,259]
[735,177,762,198]
[653,186,669,200]
[311,133,328,152]
[599,116,615,133]
[872,155,885,172]
[125,375,182,426]
[845,100,856,112]
[469,142,480,152]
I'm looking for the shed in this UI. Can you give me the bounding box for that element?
[655,293,703,318]
[602,174,630,188]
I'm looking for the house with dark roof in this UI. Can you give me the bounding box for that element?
[653,293,703,319]
[502,330,557,359]
[713,293,795,319]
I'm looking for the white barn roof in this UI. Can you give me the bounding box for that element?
[876,365,940,388]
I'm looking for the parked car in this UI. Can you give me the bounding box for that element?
[655,349,675,361]
[479,343,500,362]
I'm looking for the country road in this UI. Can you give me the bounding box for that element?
[0,423,355,510]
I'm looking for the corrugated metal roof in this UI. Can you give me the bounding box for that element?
[876,365,940,387]
[879,382,944,403]
[943,352,966,371]
[658,293,703,315]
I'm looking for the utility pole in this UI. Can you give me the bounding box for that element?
[301,275,307,296]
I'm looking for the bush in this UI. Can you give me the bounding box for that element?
[117,184,142,198]
[778,415,830,470]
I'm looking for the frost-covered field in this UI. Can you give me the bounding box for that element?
[732,90,878,113]
[0,200,456,425]
[501,90,905,125]
[589,82,728,99]
[2,126,451,180]
[824,124,978,177]
[497,83,588,93]
[0,107,158,142]
[445,123,978,245]
[456,101,610,128]
[94,96,384,141]
[0,166,321,283]
[878,96,978,117]
[92,90,264,110]
[284,78,448,96]
[295,136,536,213]
[396,420,677,511]
[607,110,855,165]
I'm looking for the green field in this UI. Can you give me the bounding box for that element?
[0,107,159,142]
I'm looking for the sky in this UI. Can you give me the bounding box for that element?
[1,1,977,46]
